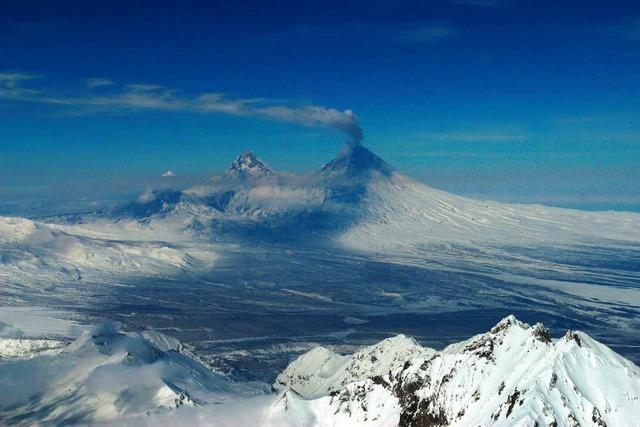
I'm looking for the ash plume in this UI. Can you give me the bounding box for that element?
[257,105,363,147]
[0,71,364,146]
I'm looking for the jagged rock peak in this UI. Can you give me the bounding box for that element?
[490,314,527,334]
[227,151,273,177]
[271,315,640,426]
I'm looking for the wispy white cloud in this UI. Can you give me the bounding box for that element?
[422,131,528,143]
[84,78,114,88]
[194,93,260,114]
[0,72,363,145]
[400,25,458,44]
[126,83,165,92]
[0,72,39,83]
[0,72,42,99]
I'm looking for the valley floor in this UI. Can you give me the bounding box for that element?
[3,237,639,383]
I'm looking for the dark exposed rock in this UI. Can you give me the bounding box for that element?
[505,389,521,418]
[394,369,448,427]
[371,375,390,388]
[565,331,582,347]
[173,391,192,408]
[463,337,496,361]
[549,373,558,389]
[533,324,552,344]
[592,407,607,427]
[398,398,448,427]
[490,316,516,334]
[567,412,580,427]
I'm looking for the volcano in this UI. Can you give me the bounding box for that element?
[96,144,640,247]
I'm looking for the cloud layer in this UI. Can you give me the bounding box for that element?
[0,73,363,145]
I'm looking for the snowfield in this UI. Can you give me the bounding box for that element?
[1,146,640,425]
[1,313,638,426]
[0,337,67,360]
[270,316,640,426]
[0,319,267,425]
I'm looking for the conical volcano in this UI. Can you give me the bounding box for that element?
[320,145,393,179]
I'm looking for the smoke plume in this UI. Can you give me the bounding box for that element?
[0,72,364,145]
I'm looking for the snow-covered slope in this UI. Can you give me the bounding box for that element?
[0,337,67,360]
[313,145,640,248]
[0,323,265,425]
[0,215,218,288]
[183,151,326,224]
[336,170,640,250]
[270,315,640,426]
[274,335,435,399]
[2,312,639,426]
[83,145,640,248]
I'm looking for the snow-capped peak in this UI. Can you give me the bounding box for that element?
[227,151,273,178]
[319,145,393,179]
[271,315,640,426]
[275,334,434,399]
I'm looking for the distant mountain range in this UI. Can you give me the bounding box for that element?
[3,144,640,292]
[2,145,640,425]
[98,144,640,246]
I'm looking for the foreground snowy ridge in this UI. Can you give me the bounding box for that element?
[0,323,266,425]
[1,314,639,425]
[272,315,640,426]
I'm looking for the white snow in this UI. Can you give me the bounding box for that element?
[0,337,67,360]
[337,172,640,251]
[1,147,640,425]
[0,318,266,425]
[275,334,435,399]
[1,311,638,426]
[270,316,640,426]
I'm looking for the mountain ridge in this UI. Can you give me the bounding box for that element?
[2,313,638,425]
[46,144,640,246]
[271,315,640,426]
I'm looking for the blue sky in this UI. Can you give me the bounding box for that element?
[1,0,639,213]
